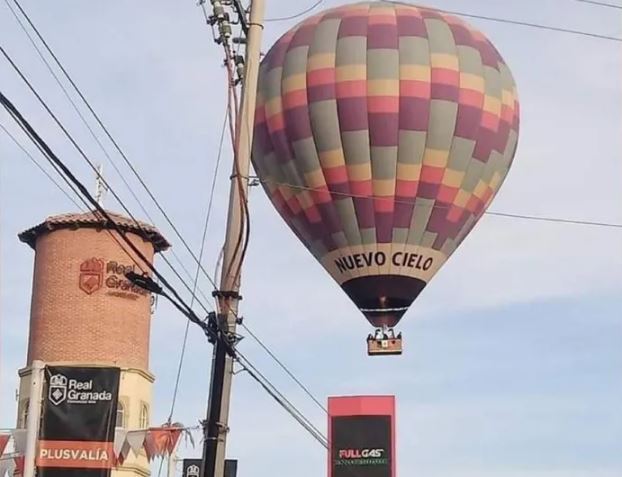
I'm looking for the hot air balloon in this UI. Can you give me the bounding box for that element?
[252,1,520,355]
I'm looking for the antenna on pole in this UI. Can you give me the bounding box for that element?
[94,164,107,206]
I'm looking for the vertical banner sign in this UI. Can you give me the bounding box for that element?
[37,366,120,477]
[328,396,395,477]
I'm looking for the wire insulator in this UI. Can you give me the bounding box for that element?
[213,4,226,19]
[219,22,232,38]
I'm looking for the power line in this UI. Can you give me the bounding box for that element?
[1,44,218,318]
[263,0,622,41]
[249,175,622,230]
[6,0,222,308]
[158,112,228,477]
[425,4,622,42]
[197,1,327,417]
[573,0,622,9]
[5,112,154,278]
[1,122,85,211]
[0,89,199,320]
[168,110,228,422]
[4,23,325,426]
[6,0,219,310]
[264,0,324,22]
[484,210,622,228]
[1,87,211,354]
[2,87,329,452]
[1,45,219,320]
[239,322,327,413]
[235,352,328,447]
[7,2,331,449]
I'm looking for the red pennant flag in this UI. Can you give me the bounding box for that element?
[143,432,156,461]
[14,456,25,476]
[147,429,170,458]
[0,434,9,458]
[142,427,184,461]
[166,428,182,453]
[114,453,126,467]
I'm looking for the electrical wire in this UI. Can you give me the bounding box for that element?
[264,0,324,22]
[573,0,622,9]
[2,92,158,280]
[239,322,327,413]
[421,3,622,42]
[0,60,218,324]
[5,13,325,424]
[6,0,226,308]
[5,0,219,310]
[9,6,618,444]
[263,0,622,41]
[7,2,331,454]
[167,109,229,423]
[5,115,153,279]
[0,122,85,211]
[235,351,328,447]
[205,5,327,421]
[222,49,246,285]
[1,44,218,320]
[2,89,328,451]
[248,175,622,230]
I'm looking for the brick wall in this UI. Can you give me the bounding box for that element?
[26,227,155,370]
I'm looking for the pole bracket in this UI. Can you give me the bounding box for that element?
[212,290,242,300]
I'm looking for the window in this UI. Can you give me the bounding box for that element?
[139,402,149,429]
[116,401,126,428]
[21,399,29,427]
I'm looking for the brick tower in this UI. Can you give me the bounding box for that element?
[17,210,170,477]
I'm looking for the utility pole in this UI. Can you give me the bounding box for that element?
[201,1,265,476]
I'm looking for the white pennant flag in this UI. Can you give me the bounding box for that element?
[113,429,128,457]
[10,430,27,455]
[0,458,10,477]
[6,458,16,477]
[126,430,147,456]
[0,458,16,477]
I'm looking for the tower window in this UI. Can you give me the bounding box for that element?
[139,402,149,429]
[21,399,29,427]
[116,400,126,428]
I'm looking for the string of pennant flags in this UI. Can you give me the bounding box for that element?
[0,426,197,475]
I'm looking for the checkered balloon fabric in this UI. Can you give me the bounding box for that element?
[252,1,520,327]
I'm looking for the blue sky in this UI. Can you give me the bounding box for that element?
[1,1,621,476]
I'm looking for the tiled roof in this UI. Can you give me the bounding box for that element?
[18,210,170,252]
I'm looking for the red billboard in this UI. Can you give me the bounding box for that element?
[328,396,396,477]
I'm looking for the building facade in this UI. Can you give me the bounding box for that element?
[17,210,170,477]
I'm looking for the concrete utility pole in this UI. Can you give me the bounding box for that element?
[201,1,265,476]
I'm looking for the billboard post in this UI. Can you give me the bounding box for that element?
[328,396,396,477]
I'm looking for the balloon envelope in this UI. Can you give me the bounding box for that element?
[252,1,520,328]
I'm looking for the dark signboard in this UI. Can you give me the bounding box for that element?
[37,366,120,477]
[182,459,202,477]
[182,458,237,477]
[331,415,391,477]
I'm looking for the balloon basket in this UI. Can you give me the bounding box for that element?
[367,328,402,356]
